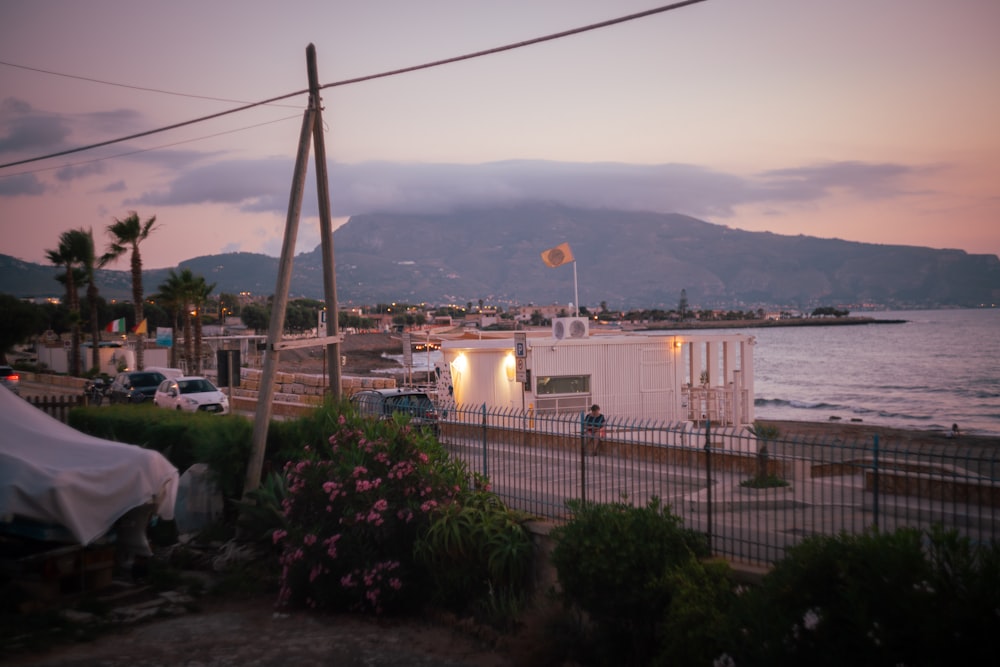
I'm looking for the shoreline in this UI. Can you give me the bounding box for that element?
[757,418,999,448]
[280,333,999,443]
[640,315,905,331]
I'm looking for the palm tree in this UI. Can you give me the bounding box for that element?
[189,274,216,376]
[154,271,185,369]
[156,269,211,373]
[46,232,84,376]
[103,212,157,370]
[71,228,104,373]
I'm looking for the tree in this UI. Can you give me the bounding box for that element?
[103,211,157,370]
[154,271,184,368]
[187,274,215,375]
[746,421,783,486]
[287,298,324,333]
[812,306,850,318]
[71,228,104,373]
[218,292,240,320]
[241,303,270,333]
[0,294,46,364]
[678,289,689,320]
[156,269,206,371]
[45,231,86,376]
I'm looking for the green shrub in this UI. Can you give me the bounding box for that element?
[652,558,737,667]
[414,489,534,626]
[231,471,289,543]
[71,405,254,500]
[739,474,789,489]
[727,526,999,666]
[549,498,709,666]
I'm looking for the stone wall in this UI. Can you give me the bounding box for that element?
[223,368,397,417]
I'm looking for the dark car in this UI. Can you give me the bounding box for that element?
[0,365,20,395]
[108,370,167,404]
[350,388,439,434]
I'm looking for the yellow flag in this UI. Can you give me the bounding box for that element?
[541,242,574,268]
[134,318,148,335]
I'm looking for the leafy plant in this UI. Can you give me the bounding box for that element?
[414,490,534,626]
[653,557,738,667]
[739,474,789,489]
[549,498,709,666]
[746,421,782,485]
[727,526,999,666]
[232,471,289,543]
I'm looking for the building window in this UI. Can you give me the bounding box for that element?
[536,375,590,395]
[535,374,592,414]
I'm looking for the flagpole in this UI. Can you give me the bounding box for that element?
[573,261,579,317]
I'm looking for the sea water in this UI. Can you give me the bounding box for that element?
[384,309,1000,436]
[739,309,1000,436]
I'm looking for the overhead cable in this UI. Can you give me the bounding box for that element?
[0,59,301,108]
[2,114,303,178]
[0,0,709,170]
[319,0,708,91]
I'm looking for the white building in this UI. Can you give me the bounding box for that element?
[437,317,756,429]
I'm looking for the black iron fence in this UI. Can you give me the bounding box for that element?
[437,403,1000,568]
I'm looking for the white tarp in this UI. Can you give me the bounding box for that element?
[0,386,178,545]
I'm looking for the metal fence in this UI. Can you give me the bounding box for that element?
[437,403,1000,568]
[26,395,84,424]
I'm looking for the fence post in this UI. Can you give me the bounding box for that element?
[705,419,713,554]
[872,433,879,531]
[481,403,488,479]
[580,411,587,506]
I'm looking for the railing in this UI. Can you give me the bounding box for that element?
[438,403,1000,568]
[26,395,85,424]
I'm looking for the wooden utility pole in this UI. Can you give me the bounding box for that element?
[242,44,342,497]
[309,44,341,399]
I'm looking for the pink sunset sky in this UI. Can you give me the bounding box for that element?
[1,0,998,271]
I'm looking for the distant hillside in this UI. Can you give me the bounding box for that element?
[3,203,998,309]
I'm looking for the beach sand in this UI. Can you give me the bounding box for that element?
[758,419,999,449]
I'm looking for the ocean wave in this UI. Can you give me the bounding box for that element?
[756,397,938,425]
[755,398,840,410]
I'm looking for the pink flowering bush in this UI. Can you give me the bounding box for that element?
[273,409,470,614]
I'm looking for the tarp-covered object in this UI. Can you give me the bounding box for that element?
[0,386,178,545]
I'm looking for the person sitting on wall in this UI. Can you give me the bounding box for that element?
[947,423,960,439]
[584,404,606,457]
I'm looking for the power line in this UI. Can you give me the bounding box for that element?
[0,89,309,169]
[0,114,303,179]
[319,0,709,91]
[0,0,709,171]
[0,59,302,108]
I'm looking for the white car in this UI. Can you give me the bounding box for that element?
[153,376,230,415]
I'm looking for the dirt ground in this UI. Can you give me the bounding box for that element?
[279,332,409,378]
[5,593,519,667]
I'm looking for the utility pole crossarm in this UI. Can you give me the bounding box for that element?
[271,334,345,351]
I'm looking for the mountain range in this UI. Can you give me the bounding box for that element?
[3,203,998,309]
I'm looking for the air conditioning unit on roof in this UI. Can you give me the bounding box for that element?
[552,317,589,340]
